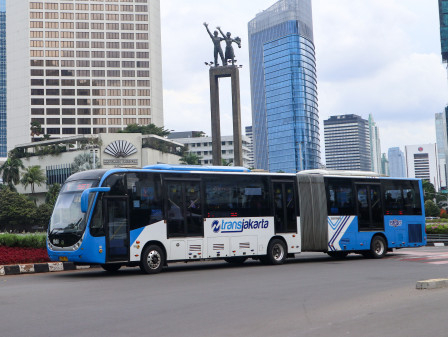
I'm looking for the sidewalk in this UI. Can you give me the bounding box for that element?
[0,262,95,276]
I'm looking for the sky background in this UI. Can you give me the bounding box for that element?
[160,0,448,163]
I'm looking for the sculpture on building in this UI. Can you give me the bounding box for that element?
[203,23,225,66]
[217,27,241,66]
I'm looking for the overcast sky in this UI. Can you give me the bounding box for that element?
[160,0,448,161]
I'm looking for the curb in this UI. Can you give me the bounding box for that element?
[0,262,95,276]
[416,278,448,290]
[426,243,448,247]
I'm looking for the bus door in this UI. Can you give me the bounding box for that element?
[272,180,298,233]
[104,196,130,262]
[165,179,203,237]
[355,183,384,231]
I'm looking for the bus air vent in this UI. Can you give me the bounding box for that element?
[213,244,225,250]
[189,245,202,251]
[408,224,422,243]
[239,242,250,249]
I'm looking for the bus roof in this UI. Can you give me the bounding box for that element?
[143,164,251,173]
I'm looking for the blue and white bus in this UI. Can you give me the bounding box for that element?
[47,165,426,274]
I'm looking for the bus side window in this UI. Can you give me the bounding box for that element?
[127,173,162,230]
[383,181,403,215]
[401,180,422,215]
[327,179,355,216]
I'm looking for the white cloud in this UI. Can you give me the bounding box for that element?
[161,0,448,161]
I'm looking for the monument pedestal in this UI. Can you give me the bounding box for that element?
[209,66,243,167]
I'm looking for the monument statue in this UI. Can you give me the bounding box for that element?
[203,22,225,66]
[217,27,241,66]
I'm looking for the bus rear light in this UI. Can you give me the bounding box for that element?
[136,241,140,244]
[292,235,296,237]
[99,249,103,253]
[232,250,236,253]
[135,254,139,257]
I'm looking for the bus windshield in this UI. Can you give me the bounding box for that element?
[49,179,98,240]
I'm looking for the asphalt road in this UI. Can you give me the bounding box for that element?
[2,247,448,337]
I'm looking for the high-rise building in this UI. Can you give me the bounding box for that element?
[439,0,448,64]
[245,125,254,168]
[435,111,448,188]
[405,144,440,191]
[368,113,381,174]
[6,0,163,151]
[0,0,5,158]
[381,153,389,176]
[248,0,320,172]
[323,114,371,171]
[387,147,406,178]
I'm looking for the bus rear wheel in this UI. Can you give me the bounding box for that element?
[101,264,121,272]
[368,236,387,259]
[261,239,287,265]
[140,245,165,274]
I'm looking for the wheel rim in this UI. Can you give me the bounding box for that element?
[374,240,384,256]
[272,243,285,261]
[147,250,161,270]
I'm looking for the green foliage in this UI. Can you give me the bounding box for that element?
[0,157,24,191]
[30,121,42,140]
[119,123,170,137]
[425,200,440,217]
[422,180,436,201]
[0,233,46,248]
[0,188,37,228]
[426,224,448,234]
[20,165,46,194]
[71,153,100,173]
[180,152,202,165]
[45,183,61,206]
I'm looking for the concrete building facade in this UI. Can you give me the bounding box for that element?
[405,143,440,191]
[6,0,163,151]
[324,114,371,171]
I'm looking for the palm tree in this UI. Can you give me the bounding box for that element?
[20,165,46,194]
[0,158,24,191]
[180,152,202,165]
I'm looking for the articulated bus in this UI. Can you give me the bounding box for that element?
[47,165,426,274]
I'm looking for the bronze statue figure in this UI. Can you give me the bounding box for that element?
[217,27,241,66]
[204,22,225,66]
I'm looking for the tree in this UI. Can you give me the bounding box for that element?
[71,153,100,173]
[119,123,170,137]
[422,180,436,202]
[46,183,61,206]
[424,200,440,217]
[20,165,46,194]
[0,188,37,231]
[30,121,42,142]
[180,152,202,165]
[0,157,24,191]
[222,159,233,166]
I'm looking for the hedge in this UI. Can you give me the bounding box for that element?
[0,233,47,248]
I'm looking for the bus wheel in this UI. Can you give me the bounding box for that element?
[101,264,121,272]
[224,257,248,264]
[140,245,165,274]
[263,239,287,265]
[369,236,387,259]
[327,251,348,259]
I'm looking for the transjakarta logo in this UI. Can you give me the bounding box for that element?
[212,219,269,233]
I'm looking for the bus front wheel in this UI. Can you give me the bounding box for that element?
[140,245,165,274]
[261,239,287,265]
[368,236,387,259]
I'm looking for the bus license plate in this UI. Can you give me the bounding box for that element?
[59,256,68,262]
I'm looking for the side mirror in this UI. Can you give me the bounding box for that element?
[80,187,111,213]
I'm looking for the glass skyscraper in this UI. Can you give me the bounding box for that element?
[0,0,5,158]
[248,0,320,172]
[387,147,406,178]
[439,0,448,63]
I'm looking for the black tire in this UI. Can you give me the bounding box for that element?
[369,236,387,259]
[224,257,248,264]
[327,251,348,259]
[140,244,165,274]
[262,239,287,265]
[101,264,121,272]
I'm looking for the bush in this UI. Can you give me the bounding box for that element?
[0,233,46,248]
